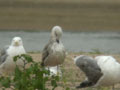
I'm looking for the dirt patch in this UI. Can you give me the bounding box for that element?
[29,52,120,90]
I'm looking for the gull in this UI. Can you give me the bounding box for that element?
[41,26,66,76]
[74,55,120,90]
[0,37,26,75]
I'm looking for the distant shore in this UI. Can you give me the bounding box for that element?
[0,0,120,31]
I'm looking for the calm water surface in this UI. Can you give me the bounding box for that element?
[0,31,120,54]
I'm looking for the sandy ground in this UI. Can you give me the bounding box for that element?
[29,52,120,90]
[0,0,120,31]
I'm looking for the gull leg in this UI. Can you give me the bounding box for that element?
[112,85,114,90]
[48,67,51,75]
[57,65,61,76]
[48,67,50,71]
[45,67,50,75]
[57,65,59,75]
[56,65,62,77]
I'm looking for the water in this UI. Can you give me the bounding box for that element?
[0,31,120,54]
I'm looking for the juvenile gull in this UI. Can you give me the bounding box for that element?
[74,55,120,89]
[41,26,66,75]
[0,37,26,75]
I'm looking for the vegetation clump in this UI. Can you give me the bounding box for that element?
[0,54,60,90]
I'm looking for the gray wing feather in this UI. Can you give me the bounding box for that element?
[41,42,52,66]
[0,46,9,64]
[42,44,49,61]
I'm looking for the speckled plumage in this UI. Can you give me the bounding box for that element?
[41,26,66,67]
[41,26,66,76]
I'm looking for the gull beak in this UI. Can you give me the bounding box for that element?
[14,41,19,46]
[56,39,59,43]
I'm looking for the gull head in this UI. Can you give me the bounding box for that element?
[73,55,85,64]
[73,55,90,67]
[51,26,63,42]
[11,37,23,46]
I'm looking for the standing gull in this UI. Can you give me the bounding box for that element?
[41,26,66,75]
[0,37,26,75]
[74,55,120,90]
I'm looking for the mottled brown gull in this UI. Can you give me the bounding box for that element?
[41,26,66,76]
